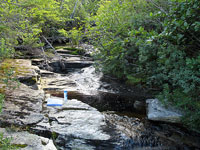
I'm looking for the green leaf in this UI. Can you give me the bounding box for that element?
[177,34,184,40]
[184,22,188,27]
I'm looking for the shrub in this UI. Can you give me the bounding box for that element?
[87,0,200,131]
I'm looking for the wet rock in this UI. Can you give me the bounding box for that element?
[33,46,150,113]
[154,129,200,149]
[41,66,149,113]
[0,128,57,150]
[28,46,200,150]
[32,97,186,150]
[32,98,119,149]
[104,112,200,150]
[48,59,93,71]
[45,53,93,73]
[1,50,200,150]
[146,99,183,123]
[67,66,149,113]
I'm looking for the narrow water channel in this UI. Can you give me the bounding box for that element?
[33,47,200,150]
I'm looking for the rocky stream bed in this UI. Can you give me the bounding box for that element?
[0,46,200,150]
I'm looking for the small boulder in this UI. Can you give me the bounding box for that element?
[146,99,183,123]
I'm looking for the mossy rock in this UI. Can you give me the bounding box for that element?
[45,51,55,58]
[0,59,39,92]
[0,59,30,77]
[54,45,86,55]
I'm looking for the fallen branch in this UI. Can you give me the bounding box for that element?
[41,35,65,70]
[41,35,58,55]
[39,39,48,65]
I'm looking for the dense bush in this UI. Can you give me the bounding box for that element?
[87,0,200,131]
[154,0,200,130]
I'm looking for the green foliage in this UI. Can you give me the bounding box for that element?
[0,133,18,150]
[1,68,20,90]
[0,36,17,115]
[0,0,67,50]
[87,0,200,131]
[0,38,14,60]
[57,0,101,46]
[59,28,82,47]
[0,0,100,52]
[51,131,58,141]
[160,0,200,56]
[87,0,163,78]
[152,0,200,130]
[69,28,82,46]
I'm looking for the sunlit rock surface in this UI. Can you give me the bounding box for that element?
[0,59,44,126]
[0,49,199,150]
[146,99,183,123]
[0,128,57,150]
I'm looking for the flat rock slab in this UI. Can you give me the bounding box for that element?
[0,128,57,150]
[47,99,110,140]
[40,69,54,77]
[56,49,73,54]
[41,66,102,93]
[65,56,93,61]
[0,83,44,126]
[62,61,93,69]
[41,76,78,92]
[32,99,115,149]
[59,54,82,57]
[146,99,183,123]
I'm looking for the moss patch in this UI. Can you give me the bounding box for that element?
[12,144,28,148]
[45,51,55,58]
[0,59,36,93]
[0,59,31,77]
[52,132,58,140]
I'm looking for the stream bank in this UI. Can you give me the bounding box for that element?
[0,46,200,150]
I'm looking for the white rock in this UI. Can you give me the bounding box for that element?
[146,99,183,123]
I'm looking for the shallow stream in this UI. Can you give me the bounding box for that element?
[33,46,200,150]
